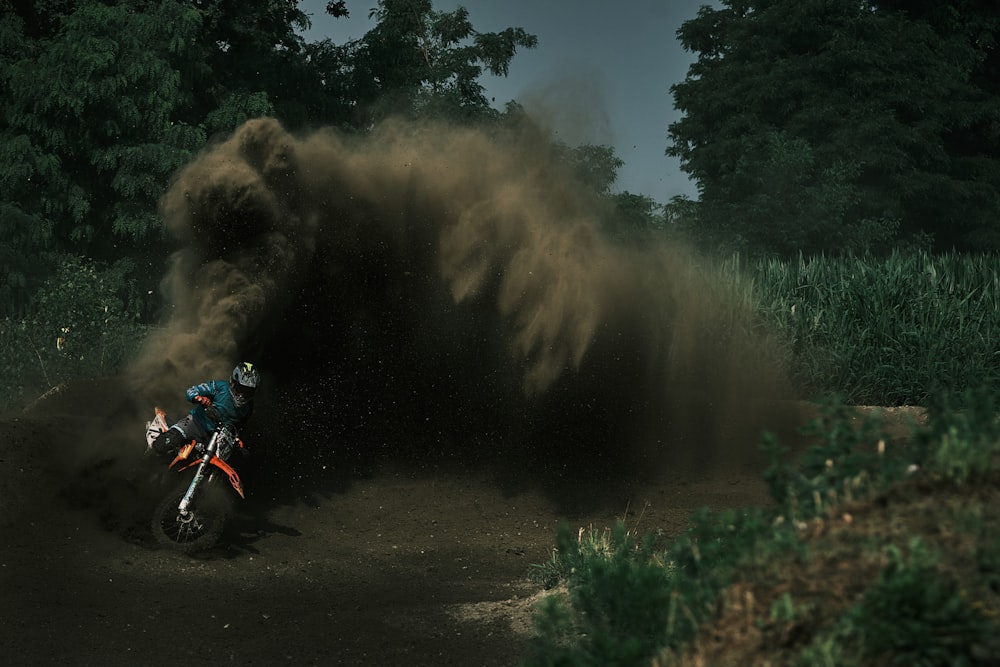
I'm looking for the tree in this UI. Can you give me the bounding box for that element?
[545,140,668,244]
[1,0,208,314]
[182,0,311,129]
[872,0,1000,250]
[0,0,539,318]
[0,1,47,314]
[669,0,1000,256]
[0,0,357,314]
[340,0,537,125]
[560,143,623,196]
[606,192,666,244]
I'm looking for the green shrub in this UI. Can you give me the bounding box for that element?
[0,318,34,408]
[527,508,801,666]
[763,396,908,520]
[0,254,148,410]
[919,388,1000,485]
[842,539,994,666]
[529,386,1000,665]
[527,523,674,667]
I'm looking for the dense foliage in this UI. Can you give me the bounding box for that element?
[528,392,1000,666]
[0,255,146,405]
[338,0,537,125]
[669,0,1000,256]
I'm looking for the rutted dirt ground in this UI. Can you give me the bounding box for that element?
[0,379,805,666]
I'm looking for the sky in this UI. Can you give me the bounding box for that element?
[297,0,715,204]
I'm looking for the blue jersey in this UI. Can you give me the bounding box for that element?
[185,380,253,433]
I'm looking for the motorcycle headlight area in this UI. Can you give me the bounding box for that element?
[217,431,237,461]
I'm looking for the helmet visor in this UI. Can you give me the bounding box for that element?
[232,383,255,405]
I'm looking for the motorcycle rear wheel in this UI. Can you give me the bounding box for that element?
[151,483,232,554]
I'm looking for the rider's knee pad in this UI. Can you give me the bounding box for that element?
[152,427,184,455]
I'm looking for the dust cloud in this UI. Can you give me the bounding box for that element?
[128,115,796,477]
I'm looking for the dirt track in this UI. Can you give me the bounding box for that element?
[0,380,794,666]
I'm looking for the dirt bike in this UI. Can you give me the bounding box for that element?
[145,407,246,554]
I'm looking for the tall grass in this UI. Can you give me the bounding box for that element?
[718,251,1000,406]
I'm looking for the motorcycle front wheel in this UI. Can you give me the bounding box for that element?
[151,482,232,554]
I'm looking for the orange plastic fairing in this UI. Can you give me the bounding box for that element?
[209,456,245,498]
[168,441,196,469]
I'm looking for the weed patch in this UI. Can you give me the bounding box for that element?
[528,390,1000,666]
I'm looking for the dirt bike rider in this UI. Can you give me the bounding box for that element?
[149,362,259,459]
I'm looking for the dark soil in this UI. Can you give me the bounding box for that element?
[0,379,813,666]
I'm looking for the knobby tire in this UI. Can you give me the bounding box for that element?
[151,482,232,554]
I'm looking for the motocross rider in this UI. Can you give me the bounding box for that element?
[149,362,259,458]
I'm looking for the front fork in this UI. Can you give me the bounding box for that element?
[173,430,221,517]
[177,457,214,517]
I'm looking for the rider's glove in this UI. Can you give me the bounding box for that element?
[193,395,212,407]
